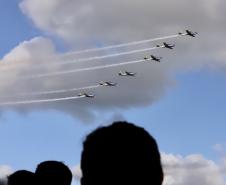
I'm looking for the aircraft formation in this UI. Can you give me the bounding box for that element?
[0,30,198,105]
[75,30,198,99]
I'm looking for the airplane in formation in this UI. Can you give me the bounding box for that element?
[178,30,198,37]
[78,92,95,98]
[99,81,117,86]
[156,42,175,49]
[144,55,162,62]
[118,71,136,76]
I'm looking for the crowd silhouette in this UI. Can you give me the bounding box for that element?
[3,121,164,185]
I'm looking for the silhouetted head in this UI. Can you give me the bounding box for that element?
[81,121,164,185]
[7,170,36,185]
[35,161,72,185]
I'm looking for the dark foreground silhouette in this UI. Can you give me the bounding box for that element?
[35,161,72,185]
[81,121,164,185]
[7,170,36,185]
[6,161,72,185]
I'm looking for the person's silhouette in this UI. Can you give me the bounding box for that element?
[81,121,164,185]
[35,161,72,185]
[7,170,36,185]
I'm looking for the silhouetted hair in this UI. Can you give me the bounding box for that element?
[7,170,36,185]
[81,121,164,185]
[35,161,72,185]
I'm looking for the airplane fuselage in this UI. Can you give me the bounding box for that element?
[119,73,136,76]
[99,82,117,86]
[179,30,197,37]
[78,93,95,98]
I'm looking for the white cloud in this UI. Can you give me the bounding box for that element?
[99,112,127,127]
[71,165,82,180]
[0,37,60,96]
[19,0,226,74]
[214,144,225,154]
[162,153,226,185]
[19,0,226,50]
[18,0,226,73]
[0,35,175,121]
[213,144,226,174]
[0,165,13,180]
[0,0,225,121]
[19,0,94,45]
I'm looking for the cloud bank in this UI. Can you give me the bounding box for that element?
[162,153,226,185]
[0,35,175,122]
[0,0,225,121]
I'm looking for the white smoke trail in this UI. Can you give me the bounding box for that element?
[62,46,157,64]
[1,85,100,98]
[0,34,179,70]
[61,34,179,56]
[0,95,84,106]
[0,46,158,71]
[22,59,149,79]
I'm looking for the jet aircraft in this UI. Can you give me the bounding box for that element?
[78,92,95,98]
[118,71,136,76]
[144,55,162,62]
[178,30,198,37]
[156,42,175,49]
[99,81,117,86]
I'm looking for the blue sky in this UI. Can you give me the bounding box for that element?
[0,0,39,58]
[0,0,226,184]
[125,70,226,158]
